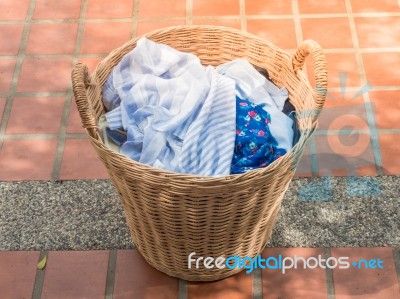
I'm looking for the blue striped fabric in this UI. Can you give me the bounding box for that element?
[103,37,236,176]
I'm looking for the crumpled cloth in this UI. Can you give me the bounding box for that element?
[231,97,287,174]
[103,37,236,176]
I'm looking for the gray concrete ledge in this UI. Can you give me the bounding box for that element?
[0,176,399,250]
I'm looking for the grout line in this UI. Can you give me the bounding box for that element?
[246,14,345,19]
[3,47,400,61]
[0,0,36,151]
[392,248,400,293]
[77,53,109,58]
[239,0,246,31]
[323,48,400,53]
[66,133,89,138]
[292,0,311,81]
[0,55,19,59]
[309,135,319,176]
[131,0,140,38]
[1,11,400,26]
[252,267,263,299]
[31,251,48,299]
[51,0,88,180]
[13,54,75,59]
[327,86,400,91]
[186,0,193,25]
[178,279,188,299]
[5,129,399,139]
[344,0,384,176]
[323,248,336,299]
[357,48,400,53]
[0,133,88,139]
[2,134,59,139]
[292,0,303,45]
[363,96,384,174]
[4,85,400,98]
[13,91,69,97]
[105,250,117,299]
[247,12,400,18]
[376,129,400,134]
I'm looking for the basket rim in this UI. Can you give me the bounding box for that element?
[81,25,320,182]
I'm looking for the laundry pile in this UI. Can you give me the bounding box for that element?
[100,37,299,176]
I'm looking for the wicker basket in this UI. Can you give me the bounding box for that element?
[71,25,327,281]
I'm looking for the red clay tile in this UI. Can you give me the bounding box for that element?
[262,248,328,298]
[136,20,186,37]
[0,59,16,92]
[0,139,57,180]
[59,138,109,179]
[0,251,39,299]
[139,0,186,18]
[17,57,73,92]
[356,165,378,176]
[294,143,312,177]
[0,0,30,20]
[379,134,400,175]
[67,100,86,134]
[193,0,240,16]
[350,0,400,13]
[80,22,132,54]
[369,90,400,129]
[247,19,297,49]
[355,17,400,48]
[86,0,135,19]
[33,0,82,19]
[76,56,104,73]
[188,270,252,299]
[246,0,292,15]
[193,19,241,30]
[0,24,24,55]
[301,18,353,49]
[331,247,399,299]
[0,98,6,122]
[41,251,109,299]
[26,23,78,54]
[6,96,65,134]
[114,250,179,299]
[363,53,400,87]
[298,0,347,14]
[314,133,376,176]
[318,101,369,131]
[330,168,350,176]
[307,53,361,89]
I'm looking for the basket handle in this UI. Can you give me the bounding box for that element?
[292,39,328,114]
[71,63,98,132]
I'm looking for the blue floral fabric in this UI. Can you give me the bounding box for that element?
[231,97,287,174]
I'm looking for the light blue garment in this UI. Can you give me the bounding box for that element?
[103,37,237,176]
[216,59,294,151]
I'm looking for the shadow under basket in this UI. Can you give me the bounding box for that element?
[71,25,327,281]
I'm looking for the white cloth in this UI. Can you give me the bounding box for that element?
[103,37,236,176]
[216,59,294,151]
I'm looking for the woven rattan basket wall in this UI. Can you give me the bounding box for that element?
[71,25,327,281]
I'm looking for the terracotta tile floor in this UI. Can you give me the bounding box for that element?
[0,0,399,181]
[1,248,399,299]
[1,1,400,297]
